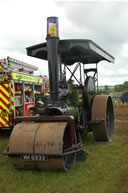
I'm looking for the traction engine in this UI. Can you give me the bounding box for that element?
[5,17,115,171]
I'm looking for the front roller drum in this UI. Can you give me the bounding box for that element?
[8,122,76,171]
[91,95,114,142]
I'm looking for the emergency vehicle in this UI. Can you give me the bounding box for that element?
[0,56,49,130]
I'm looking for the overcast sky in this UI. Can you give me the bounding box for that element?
[0,0,128,86]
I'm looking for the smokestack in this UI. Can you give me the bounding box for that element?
[46,17,60,101]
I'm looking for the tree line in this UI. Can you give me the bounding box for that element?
[98,81,128,97]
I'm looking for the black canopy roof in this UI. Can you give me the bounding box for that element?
[26,39,115,65]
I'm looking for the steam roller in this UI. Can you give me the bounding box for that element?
[5,17,115,171]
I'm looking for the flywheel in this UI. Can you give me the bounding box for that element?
[84,76,96,108]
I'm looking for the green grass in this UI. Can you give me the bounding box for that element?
[0,131,128,193]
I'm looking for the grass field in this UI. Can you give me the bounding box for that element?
[0,120,128,193]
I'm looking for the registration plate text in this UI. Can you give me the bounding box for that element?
[21,154,48,161]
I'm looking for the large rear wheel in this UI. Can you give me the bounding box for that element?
[91,95,114,142]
